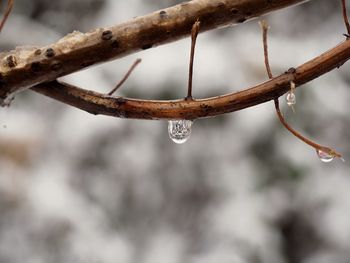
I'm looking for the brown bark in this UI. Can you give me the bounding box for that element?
[0,0,308,102]
[32,39,350,120]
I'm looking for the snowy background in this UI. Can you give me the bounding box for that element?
[0,0,350,262]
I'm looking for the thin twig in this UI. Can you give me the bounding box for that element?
[259,20,273,79]
[259,20,342,159]
[0,0,13,33]
[274,99,342,158]
[342,0,350,36]
[108,58,142,96]
[186,20,200,99]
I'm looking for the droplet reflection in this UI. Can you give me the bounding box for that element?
[316,149,334,163]
[286,92,296,106]
[168,120,193,144]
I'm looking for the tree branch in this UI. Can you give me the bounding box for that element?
[259,19,342,159]
[32,39,350,120]
[186,20,201,99]
[0,0,308,102]
[259,20,273,79]
[107,58,142,96]
[0,0,13,33]
[342,0,350,36]
[274,99,342,158]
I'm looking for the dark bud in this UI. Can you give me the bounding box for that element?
[31,62,42,73]
[111,40,119,49]
[5,55,17,68]
[231,8,239,14]
[45,48,56,58]
[142,44,153,50]
[159,10,167,18]
[102,30,113,41]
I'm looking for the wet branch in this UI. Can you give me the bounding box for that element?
[107,58,142,96]
[0,0,308,101]
[260,20,342,159]
[32,39,350,120]
[274,99,342,158]
[186,20,200,99]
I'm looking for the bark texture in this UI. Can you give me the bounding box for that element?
[0,0,308,101]
[32,39,350,120]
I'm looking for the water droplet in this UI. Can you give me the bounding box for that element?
[316,149,334,163]
[168,120,193,144]
[286,92,296,106]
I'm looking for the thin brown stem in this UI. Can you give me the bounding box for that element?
[260,20,342,159]
[274,99,342,158]
[0,0,13,33]
[186,20,200,99]
[342,0,350,36]
[108,58,142,96]
[260,20,273,79]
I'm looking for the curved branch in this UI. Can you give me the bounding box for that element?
[0,0,13,33]
[32,39,350,120]
[274,99,342,158]
[259,18,342,158]
[0,0,308,101]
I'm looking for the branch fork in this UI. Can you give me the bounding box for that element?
[260,18,343,160]
[0,0,349,161]
[0,0,310,102]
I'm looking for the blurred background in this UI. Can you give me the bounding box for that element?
[0,0,349,262]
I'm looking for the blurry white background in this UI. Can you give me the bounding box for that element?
[0,1,349,262]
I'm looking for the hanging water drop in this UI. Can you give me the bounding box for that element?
[286,92,296,106]
[316,149,334,163]
[168,120,193,144]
